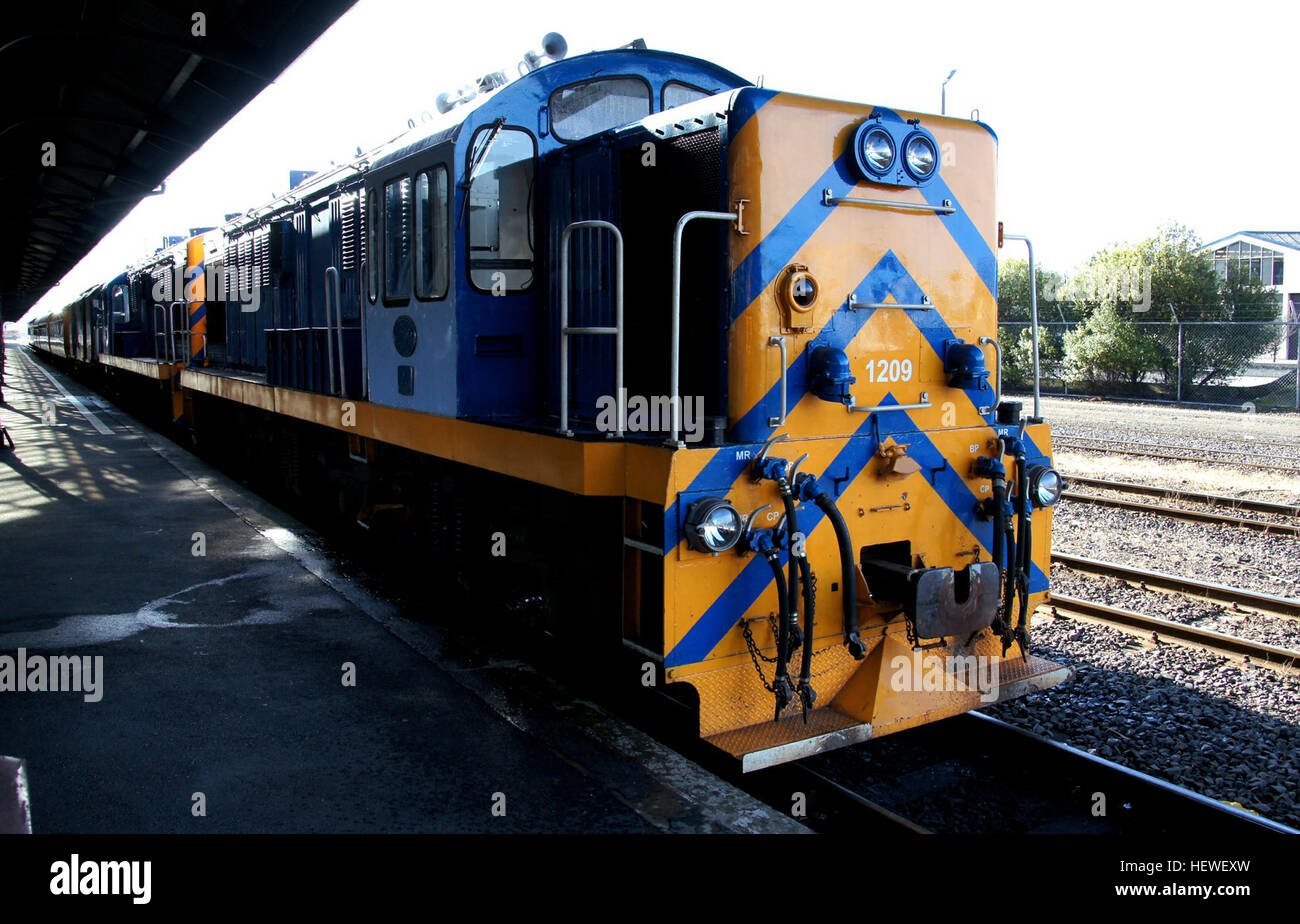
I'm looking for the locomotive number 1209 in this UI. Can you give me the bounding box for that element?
[863,357,914,383]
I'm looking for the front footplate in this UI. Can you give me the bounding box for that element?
[705,709,874,773]
[686,629,1071,772]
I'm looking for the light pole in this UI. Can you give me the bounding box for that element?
[941,69,956,115]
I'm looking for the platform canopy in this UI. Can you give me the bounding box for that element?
[0,0,357,323]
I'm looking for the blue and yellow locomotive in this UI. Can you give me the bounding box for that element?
[29,35,1067,769]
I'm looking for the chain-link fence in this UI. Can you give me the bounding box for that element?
[998,320,1300,410]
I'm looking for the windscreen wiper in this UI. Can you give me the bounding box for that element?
[458,117,507,228]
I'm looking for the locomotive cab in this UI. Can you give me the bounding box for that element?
[643,87,1069,767]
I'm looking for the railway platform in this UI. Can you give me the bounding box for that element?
[0,343,804,833]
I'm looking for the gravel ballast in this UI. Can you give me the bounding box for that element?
[989,618,1300,828]
[1052,500,1300,599]
[1050,563,1300,652]
[989,396,1300,829]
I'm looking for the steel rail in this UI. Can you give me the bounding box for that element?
[1053,552,1300,620]
[1061,489,1300,536]
[958,713,1298,833]
[1044,595,1300,670]
[1062,474,1300,518]
[778,763,934,835]
[1055,437,1300,473]
[1058,434,1300,462]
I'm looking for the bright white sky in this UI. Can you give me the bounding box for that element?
[18,0,1300,324]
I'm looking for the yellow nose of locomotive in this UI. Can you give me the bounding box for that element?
[655,90,1067,771]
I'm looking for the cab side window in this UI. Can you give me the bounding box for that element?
[110,285,130,323]
[366,191,378,303]
[415,166,450,299]
[468,128,535,293]
[384,176,413,302]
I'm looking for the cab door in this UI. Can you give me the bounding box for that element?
[363,150,456,414]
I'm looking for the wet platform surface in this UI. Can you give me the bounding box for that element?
[0,343,805,833]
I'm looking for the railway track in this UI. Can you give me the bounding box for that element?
[1043,595,1300,670]
[1053,552,1300,621]
[1061,475,1300,535]
[637,652,1295,833]
[802,713,1296,834]
[744,759,934,834]
[1055,437,1300,474]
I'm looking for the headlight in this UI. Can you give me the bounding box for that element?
[684,497,742,553]
[1027,465,1063,507]
[904,134,937,180]
[861,128,895,175]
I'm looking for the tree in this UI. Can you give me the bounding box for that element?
[1063,305,1165,387]
[1000,323,1065,388]
[1179,269,1283,388]
[997,258,1069,322]
[1059,223,1284,394]
[1061,222,1220,323]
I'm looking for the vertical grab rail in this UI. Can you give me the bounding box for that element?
[169,301,188,364]
[559,220,623,438]
[1002,233,1040,418]
[669,210,738,446]
[153,305,167,362]
[324,266,346,397]
[978,335,1002,413]
[767,336,787,427]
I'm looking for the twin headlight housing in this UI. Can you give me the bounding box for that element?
[853,120,939,187]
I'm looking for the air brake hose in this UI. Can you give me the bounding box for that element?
[998,441,1023,648]
[976,451,1013,647]
[778,479,803,652]
[812,491,864,660]
[762,547,795,720]
[796,553,816,720]
[1013,454,1033,649]
[991,470,1011,641]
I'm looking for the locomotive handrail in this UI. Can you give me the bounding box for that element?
[847,293,932,311]
[822,188,955,215]
[669,209,738,446]
[978,335,1002,413]
[768,336,787,428]
[358,259,370,397]
[153,304,168,362]
[1002,233,1041,418]
[324,266,346,398]
[170,301,188,365]
[847,392,932,414]
[559,220,623,438]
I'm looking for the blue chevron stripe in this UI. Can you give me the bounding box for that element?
[666,396,1048,668]
[731,249,922,443]
[869,106,997,298]
[730,149,856,322]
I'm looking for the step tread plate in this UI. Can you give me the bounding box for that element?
[705,708,872,773]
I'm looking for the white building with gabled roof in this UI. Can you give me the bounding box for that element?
[1201,231,1299,360]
